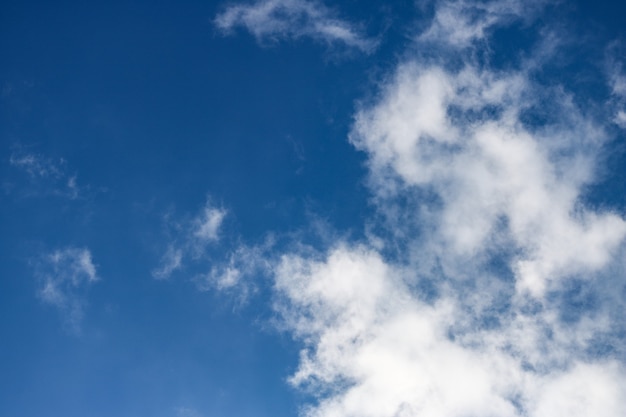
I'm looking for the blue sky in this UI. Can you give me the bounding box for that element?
[2,0,626,416]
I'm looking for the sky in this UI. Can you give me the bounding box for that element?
[1,0,626,416]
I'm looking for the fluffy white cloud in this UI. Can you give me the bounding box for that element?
[260,1,626,416]
[273,243,626,417]
[351,62,626,297]
[204,0,626,414]
[35,247,99,331]
[214,0,377,52]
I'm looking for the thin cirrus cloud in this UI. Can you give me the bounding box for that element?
[8,150,82,199]
[34,247,99,332]
[254,1,626,416]
[214,0,377,53]
[175,407,204,417]
[153,200,227,280]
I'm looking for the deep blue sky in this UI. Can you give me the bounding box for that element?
[2,1,626,416]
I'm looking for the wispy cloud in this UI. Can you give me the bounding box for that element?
[152,245,183,280]
[607,43,626,128]
[8,149,85,199]
[9,152,64,179]
[214,0,377,53]
[34,247,99,332]
[153,199,227,280]
[615,110,626,128]
[193,238,277,306]
[419,0,542,48]
[352,62,625,296]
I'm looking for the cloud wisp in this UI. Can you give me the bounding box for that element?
[214,0,377,53]
[607,45,626,129]
[34,247,99,332]
[153,199,228,280]
[8,150,84,199]
[418,0,542,49]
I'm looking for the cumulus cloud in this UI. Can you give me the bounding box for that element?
[35,247,99,332]
[203,1,626,414]
[351,62,626,297]
[255,1,626,416]
[273,243,626,417]
[214,0,377,52]
[153,199,227,279]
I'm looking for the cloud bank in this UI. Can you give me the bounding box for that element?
[214,0,377,52]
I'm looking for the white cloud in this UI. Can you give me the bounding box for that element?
[193,237,279,307]
[257,1,626,416]
[350,62,626,297]
[273,244,626,417]
[153,199,227,280]
[214,0,377,52]
[606,43,626,129]
[615,110,626,128]
[180,1,626,415]
[35,247,99,332]
[194,206,227,242]
[530,362,626,417]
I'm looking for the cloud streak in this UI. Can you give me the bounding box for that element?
[214,0,377,53]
